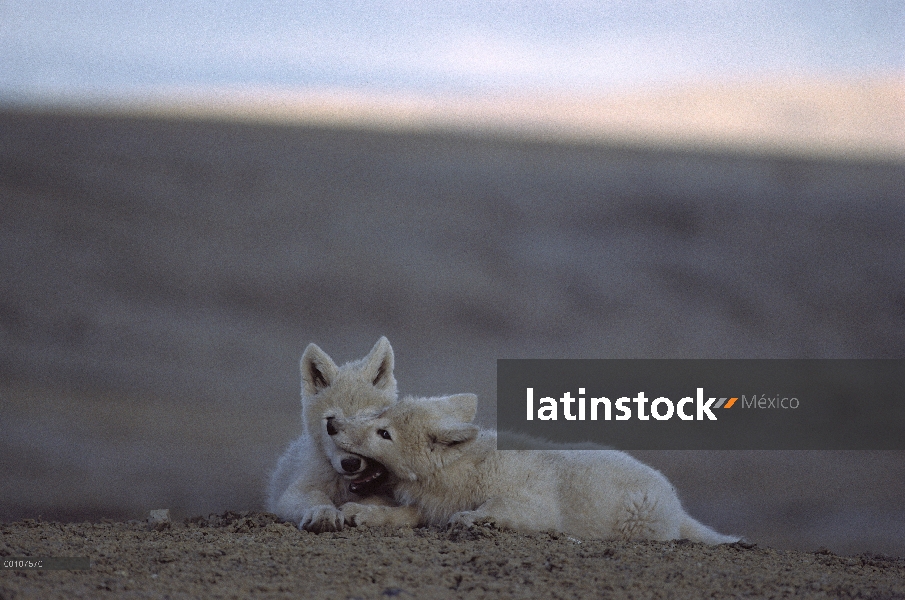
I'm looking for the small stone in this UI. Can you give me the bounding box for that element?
[148,509,172,530]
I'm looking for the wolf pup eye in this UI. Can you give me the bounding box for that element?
[326,418,338,436]
[377,429,392,440]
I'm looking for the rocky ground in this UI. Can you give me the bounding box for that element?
[3,512,904,599]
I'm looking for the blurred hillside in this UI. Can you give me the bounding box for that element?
[1,106,904,555]
[121,76,905,161]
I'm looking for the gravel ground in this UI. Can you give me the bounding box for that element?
[3,512,904,600]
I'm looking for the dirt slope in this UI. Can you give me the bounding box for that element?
[3,513,904,599]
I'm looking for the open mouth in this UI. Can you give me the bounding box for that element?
[348,460,389,495]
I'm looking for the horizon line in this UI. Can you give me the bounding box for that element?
[4,74,903,162]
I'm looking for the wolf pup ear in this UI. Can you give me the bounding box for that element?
[363,336,396,391]
[430,422,479,448]
[443,393,478,423]
[300,343,339,396]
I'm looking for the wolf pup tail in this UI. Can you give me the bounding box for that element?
[679,516,740,545]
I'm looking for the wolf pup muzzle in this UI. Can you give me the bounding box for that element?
[343,456,389,495]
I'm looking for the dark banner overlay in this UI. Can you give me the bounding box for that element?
[496,360,905,450]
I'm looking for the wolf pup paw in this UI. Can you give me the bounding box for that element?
[448,510,494,528]
[340,502,379,527]
[300,505,344,533]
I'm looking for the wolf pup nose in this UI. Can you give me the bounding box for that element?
[341,456,363,473]
[326,417,339,436]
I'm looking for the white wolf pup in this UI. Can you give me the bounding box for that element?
[333,394,739,544]
[267,337,409,532]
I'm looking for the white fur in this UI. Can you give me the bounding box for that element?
[266,337,405,532]
[332,394,740,544]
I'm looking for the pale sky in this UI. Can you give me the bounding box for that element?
[1,0,902,101]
